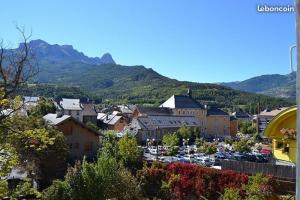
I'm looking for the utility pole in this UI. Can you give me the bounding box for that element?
[156,126,159,161]
[296,0,300,199]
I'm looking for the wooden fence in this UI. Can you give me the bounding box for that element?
[221,160,296,180]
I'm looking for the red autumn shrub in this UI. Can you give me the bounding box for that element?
[165,162,248,200]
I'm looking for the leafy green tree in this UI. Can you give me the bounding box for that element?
[192,126,201,137]
[85,121,99,131]
[243,173,278,200]
[195,137,204,148]
[30,97,56,117]
[162,133,179,156]
[66,156,119,200]
[162,133,179,147]
[225,138,234,145]
[0,115,69,187]
[0,180,8,199]
[239,122,256,135]
[233,139,251,153]
[117,134,140,168]
[177,123,191,139]
[44,155,141,200]
[101,131,119,158]
[42,180,72,200]
[201,142,217,155]
[11,179,41,199]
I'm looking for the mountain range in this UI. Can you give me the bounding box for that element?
[19,39,115,65]
[9,39,295,113]
[220,72,296,99]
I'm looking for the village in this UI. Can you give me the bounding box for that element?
[0,1,298,199]
[11,89,295,170]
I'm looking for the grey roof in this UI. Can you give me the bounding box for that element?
[118,105,136,114]
[230,116,237,121]
[43,113,71,125]
[6,168,27,180]
[136,106,173,116]
[43,113,101,136]
[59,98,82,110]
[160,95,205,109]
[23,96,39,103]
[97,113,107,120]
[133,115,201,131]
[232,111,251,119]
[100,113,123,125]
[82,103,97,116]
[207,107,228,116]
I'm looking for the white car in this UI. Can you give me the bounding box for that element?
[150,148,160,155]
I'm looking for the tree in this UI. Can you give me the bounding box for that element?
[101,130,119,158]
[232,139,251,153]
[65,156,120,200]
[239,121,256,135]
[42,180,72,200]
[243,173,278,200]
[162,133,179,156]
[30,97,56,117]
[85,121,99,132]
[177,123,191,139]
[0,27,38,122]
[195,137,204,148]
[200,142,217,155]
[44,154,141,200]
[162,133,179,147]
[117,134,140,168]
[0,115,69,187]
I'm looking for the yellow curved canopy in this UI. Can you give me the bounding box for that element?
[264,106,297,139]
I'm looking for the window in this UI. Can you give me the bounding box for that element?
[276,142,283,149]
[76,111,80,115]
[68,110,72,115]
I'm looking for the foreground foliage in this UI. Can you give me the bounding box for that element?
[42,155,141,200]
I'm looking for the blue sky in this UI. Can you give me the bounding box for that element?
[0,0,296,83]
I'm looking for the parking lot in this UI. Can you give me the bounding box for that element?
[142,143,271,168]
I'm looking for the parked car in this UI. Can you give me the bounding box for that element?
[215,153,226,160]
[197,157,212,167]
[150,148,160,155]
[178,158,190,163]
[232,153,247,161]
[255,154,268,163]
